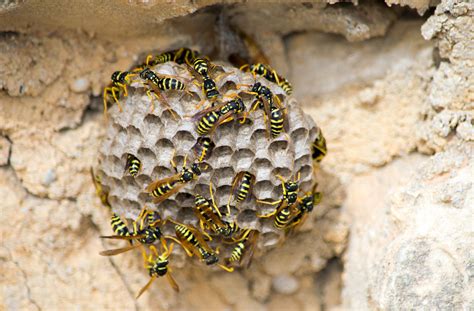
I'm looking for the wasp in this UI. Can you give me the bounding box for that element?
[110,213,132,242]
[194,193,230,236]
[99,207,166,256]
[286,186,322,232]
[240,63,293,96]
[222,229,259,272]
[138,67,186,117]
[90,168,111,208]
[312,128,327,162]
[166,220,232,272]
[242,82,288,138]
[125,154,141,177]
[193,183,243,240]
[192,137,215,163]
[173,47,200,66]
[136,243,179,298]
[146,155,202,204]
[193,96,247,136]
[257,173,301,220]
[103,71,137,116]
[186,57,220,102]
[230,171,255,205]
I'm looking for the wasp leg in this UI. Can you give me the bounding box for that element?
[218,264,234,273]
[256,209,278,218]
[165,235,194,257]
[256,199,282,206]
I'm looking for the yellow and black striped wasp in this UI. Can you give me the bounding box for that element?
[166,220,233,272]
[312,127,327,162]
[192,137,215,163]
[136,47,199,70]
[99,206,166,257]
[193,183,243,240]
[186,57,221,103]
[257,173,301,224]
[192,96,247,136]
[240,63,293,96]
[238,81,288,139]
[285,187,322,232]
[137,67,186,117]
[229,171,255,207]
[90,168,111,208]
[125,154,141,177]
[194,192,230,236]
[146,155,203,204]
[103,71,137,116]
[173,47,200,66]
[136,243,179,299]
[222,228,259,272]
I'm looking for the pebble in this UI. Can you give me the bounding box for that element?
[70,77,90,93]
[272,274,300,295]
[43,169,57,186]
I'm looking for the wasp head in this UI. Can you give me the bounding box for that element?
[204,254,219,265]
[191,163,202,176]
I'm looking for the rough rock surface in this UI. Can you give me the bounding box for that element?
[0,0,472,310]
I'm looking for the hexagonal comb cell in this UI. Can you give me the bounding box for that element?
[95,61,319,265]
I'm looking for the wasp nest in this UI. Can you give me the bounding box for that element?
[95,60,319,267]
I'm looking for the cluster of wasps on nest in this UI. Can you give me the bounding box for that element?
[92,47,327,299]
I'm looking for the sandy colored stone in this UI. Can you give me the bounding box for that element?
[0,135,11,166]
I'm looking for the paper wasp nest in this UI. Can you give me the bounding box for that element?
[96,61,318,266]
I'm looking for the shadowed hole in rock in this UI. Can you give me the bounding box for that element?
[251,128,268,146]
[298,165,313,182]
[213,167,235,187]
[219,80,237,94]
[150,165,173,181]
[175,191,194,206]
[155,138,175,161]
[123,199,141,213]
[135,175,152,189]
[215,184,232,207]
[271,167,292,180]
[290,127,308,143]
[253,180,274,200]
[252,158,273,176]
[295,155,311,171]
[237,209,258,228]
[143,113,163,130]
[231,148,255,166]
[178,206,198,223]
[173,130,196,153]
[136,147,155,171]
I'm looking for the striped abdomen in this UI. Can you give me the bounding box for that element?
[274,207,292,229]
[158,78,185,91]
[229,242,245,262]
[111,214,131,237]
[202,77,219,99]
[236,173,253,201]
[279,79,292,95]
[193,58,209,76]
[175,224,199,248]
[151,181,176,198]
[154,52,174,65]
[197,111,221,135]
[126,154,141,177]
[270,107,284,137]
